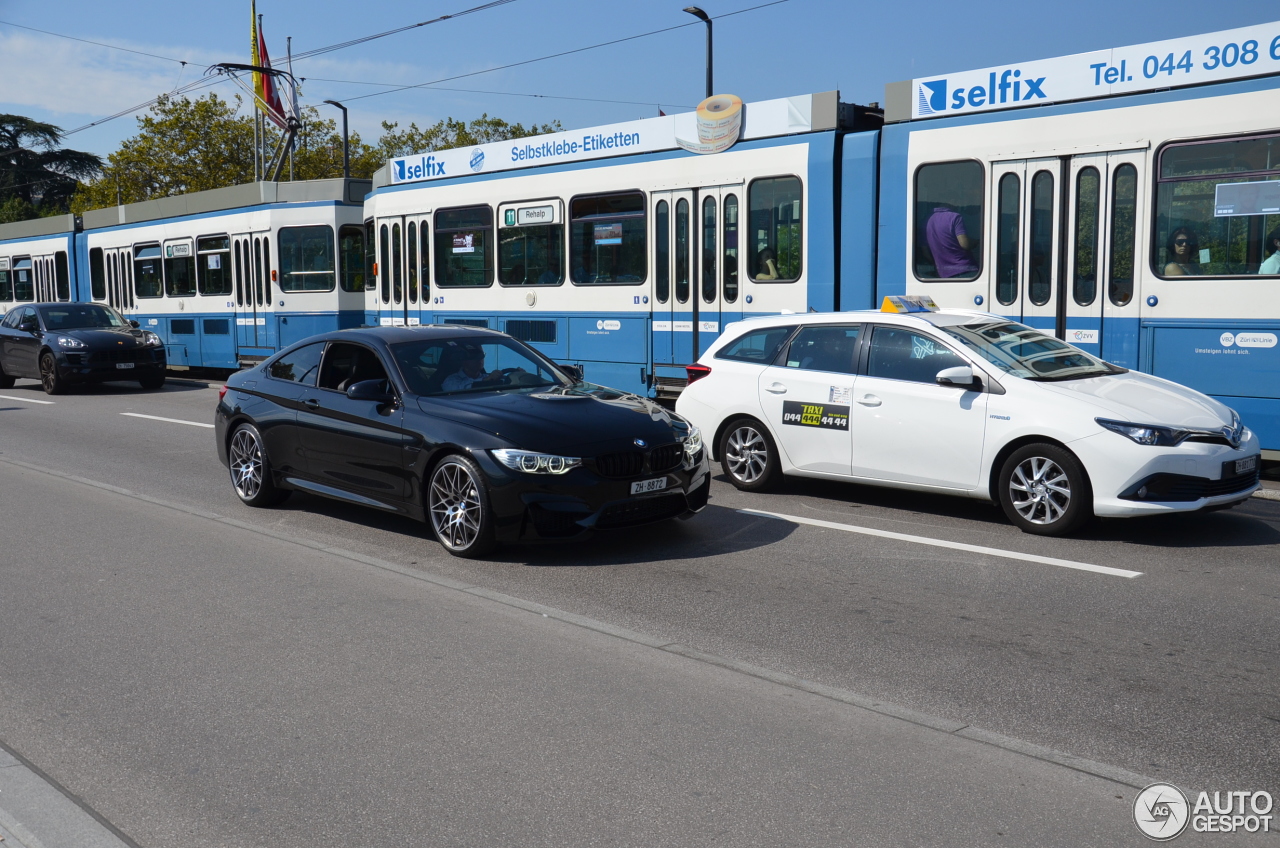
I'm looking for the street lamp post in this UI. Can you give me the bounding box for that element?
[683,6,713,99]
[323,99,350,179]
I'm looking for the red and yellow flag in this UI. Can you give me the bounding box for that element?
[250,1,286,129]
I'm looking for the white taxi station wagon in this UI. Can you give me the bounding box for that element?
[675,297,1262,536]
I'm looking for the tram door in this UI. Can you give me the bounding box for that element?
[104,248,133,313]
[651,189,695,367]
[375,216,427,327]
[34,256,60,301]
[1061,150,1146,366]
[693,184,745,358]
[232,233,271,351]
[988,158,1062,335]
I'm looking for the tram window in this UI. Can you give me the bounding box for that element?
[499,212,564,286]
[89,248,105,300]
[262,240,271,304]
[570,192,645,285]
[655,200,670,304]
[55,251,70,301]
[1028,171,1055,306]
[278,226,335,292]
[163,242,196,297]
[338,226,365,293]
[364,220,376,291]
[702,196,717,303]
[723,194,739,303]
[1072,167,1100,306]
[407,222,418,303]
[234,242,244,306]
[123,254,134,308]
[13,259,32,301]
[1155,134,1280,277]
[675,198,690,303]
[268,342,325,387]
[392,222,403,303]
[1110,164,1138,306]
[379,224,391,302]
[253,239,264,306]
[133,244,162,298]
[748,176,802,282]
[419,221,430,297]
[0,262,10,302]
[435,206,494,288]
[197,236,232,296]
[995,173,1019,305]
[914,161,983,281]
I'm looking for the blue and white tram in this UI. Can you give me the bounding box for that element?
[882,19,1280,457]
[0,178,370,370]
[364,93,882,398]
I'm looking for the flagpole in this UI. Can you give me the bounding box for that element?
[287,36,294,181]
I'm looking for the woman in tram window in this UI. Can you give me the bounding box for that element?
[756,247,780,281]
[1259,227,1280,275]
[1163,227,1203,276]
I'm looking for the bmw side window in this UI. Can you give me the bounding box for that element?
[783,325,859,374]
[268,343,326,387]
[318,343,389,393]
[866,327,967,384]
[716,326,795,363]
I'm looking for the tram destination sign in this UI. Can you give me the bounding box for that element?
[911,20,1280,120]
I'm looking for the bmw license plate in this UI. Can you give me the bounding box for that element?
[115,362,135,370]
[630,476,668,495]
[1233,455,1259,475]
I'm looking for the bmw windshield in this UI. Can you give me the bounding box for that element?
[939,321,1122,381]
[392,337,570,396]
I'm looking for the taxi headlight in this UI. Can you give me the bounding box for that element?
[54,335,86,349]
[491,449,581,475]
[1095,418,1188,447]
[682,425,703,460]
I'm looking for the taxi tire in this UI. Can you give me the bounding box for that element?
[719,417,781,492]
[998,443,1092,537]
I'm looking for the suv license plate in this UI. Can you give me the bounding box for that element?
[115,362,135,370]
[630,477,668,495]
[1234,455,1258,475]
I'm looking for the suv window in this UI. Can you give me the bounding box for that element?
[716,326,795,364]
[782,325,860,374]
[866,327,967,384]
[318,343,389,392]
[268,342,326,386]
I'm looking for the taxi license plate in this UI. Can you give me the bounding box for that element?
[630,477,668,495]
[1232,455,1258,475]
[115,362,135,370]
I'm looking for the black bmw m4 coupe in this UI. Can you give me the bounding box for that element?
[215,325,710,557]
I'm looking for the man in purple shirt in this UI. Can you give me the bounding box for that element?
[925,206,978,278]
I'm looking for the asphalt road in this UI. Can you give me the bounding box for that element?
[0,376,1277,845]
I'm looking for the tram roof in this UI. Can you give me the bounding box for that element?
[885,19,1280,123]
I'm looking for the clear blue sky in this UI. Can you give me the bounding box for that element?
[0,0,1273,159]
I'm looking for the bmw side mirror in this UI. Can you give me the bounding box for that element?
[560,364,584,383]
[129,320,140,329]
[936,365,979,390]
[347,379,397,404]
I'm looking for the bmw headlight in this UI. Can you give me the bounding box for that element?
[682,425,703,460]
[1095,418,1188,447]
[491,449,581,475]
[54,335,86,349]
[142,331,163,346]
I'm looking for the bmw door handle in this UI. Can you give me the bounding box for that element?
[856,395,882,407]
[303,398,319,409]
[765,383,787,395]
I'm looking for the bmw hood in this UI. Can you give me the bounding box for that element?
[1036,370,1236,429]
[418,384,689,453]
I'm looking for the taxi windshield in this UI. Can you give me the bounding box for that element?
[391,337,569,397]
[939,321,1120,381]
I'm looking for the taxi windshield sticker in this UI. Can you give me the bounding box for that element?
[782,401,849,430]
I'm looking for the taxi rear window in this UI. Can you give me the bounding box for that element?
[715,326,795,364]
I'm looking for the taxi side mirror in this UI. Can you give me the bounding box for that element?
[936,365,979,390]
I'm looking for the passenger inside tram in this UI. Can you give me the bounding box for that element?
[1261,227,1280,275]
[1163,227,1202,276]
[755,248,779,280]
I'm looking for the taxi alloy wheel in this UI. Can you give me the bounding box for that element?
[39,353,66,395]
[228,423,289,507]
[999,443,1091,536]
[428,455,496,558]
[720,418,780,492]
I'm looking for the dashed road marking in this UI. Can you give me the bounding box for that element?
[119,412,214,429]
[738,508,1142,579]
[0,394,55,405]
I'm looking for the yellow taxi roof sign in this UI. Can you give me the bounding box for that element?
[881,295,939,314]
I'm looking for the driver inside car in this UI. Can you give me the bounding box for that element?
[440,344,521,392]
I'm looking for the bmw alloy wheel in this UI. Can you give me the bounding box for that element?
[1008,456,1071,525]
[429,459,485,551]
[229,427,264,501]
[725,424,769,484]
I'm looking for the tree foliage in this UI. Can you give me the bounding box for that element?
[71,94,562,214]
[0,115,101,221]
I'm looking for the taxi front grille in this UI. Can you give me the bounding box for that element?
[1121,469,1260,502]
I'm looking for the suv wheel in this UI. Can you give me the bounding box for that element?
[40,352,67,395]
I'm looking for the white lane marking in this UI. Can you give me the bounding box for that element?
[120,412,214,429]
[0,394,55,405]
[738,508,1142,579]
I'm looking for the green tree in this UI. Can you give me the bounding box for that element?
[0,115,101,220]
[373,114,562,162]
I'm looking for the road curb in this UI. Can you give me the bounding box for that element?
[0,455,1162,795]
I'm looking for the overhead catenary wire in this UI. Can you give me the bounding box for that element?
[303,79,695,111]
[0,18,191,65]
